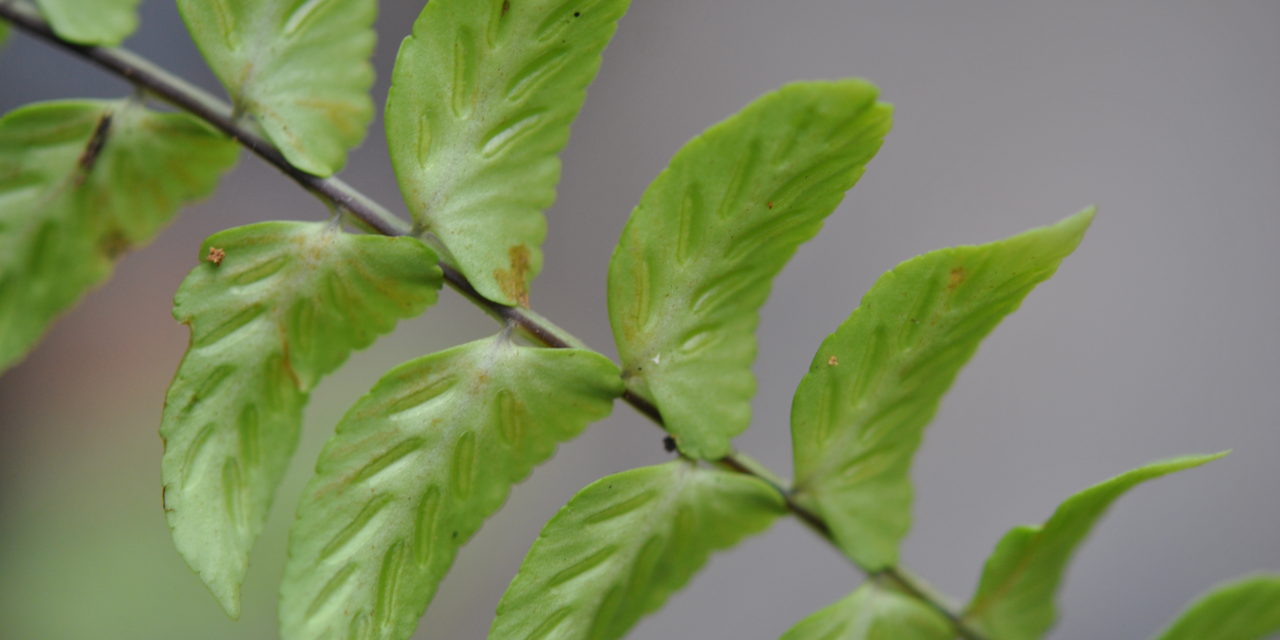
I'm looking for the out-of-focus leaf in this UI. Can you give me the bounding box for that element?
[386,0,631,306]
[489,461,784,640]
[177,0,376,176]
[964,453,1227,640]
[779,583,953,640]
[0,19,9,50]
[0,100,237,373]
[608,80,892,459]
[789,210,1094,570]
[34,0,139,46]
[280,336,621,640]
[1155,574,1280,640]
[161,221,442,618]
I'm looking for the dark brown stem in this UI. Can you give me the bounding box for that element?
[0,4,987,636]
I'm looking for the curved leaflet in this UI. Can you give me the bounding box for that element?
[779,583,952,640]
[280,336,621,640]
[790,210,1094,570]
[386,0,631,306]
[0,99,237,373]
[161,221,442,617]
[608,80,893,459]
[177,0,377,176]
[1155,574,1280,640]
[34,0,140,46]
[964,453,1226,640]
[489,461,784,640]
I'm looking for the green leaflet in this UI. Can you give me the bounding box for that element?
[33,0,139,46]
[161,221,442,618]
[779,583,952,640]
[280,336,621,640]
[489,462,785,640]
[0,19,9,50]
[1155,574,1280,640]
[386,0,631,307]
[178,0,376,176]
[0,100,237,373]
[964,453,1227,640]
[609,80,893,459]
[790,210,1094,569]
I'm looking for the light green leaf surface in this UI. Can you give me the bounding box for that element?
[1155,574,1280,640]
[964,453,1227,640]
[489,461,785,640]
[386,0,631,307]
[0,100,237,373]
[280,336,621,640]
[609,80,892,459]
[779,583,953,640]
[34,0,140,46]
[790,210,1094,569]
[161,221,442,618]
[177,0,376,176]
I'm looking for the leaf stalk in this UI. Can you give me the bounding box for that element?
[0,4,988,636]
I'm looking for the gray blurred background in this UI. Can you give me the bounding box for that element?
[1,1,1277,638]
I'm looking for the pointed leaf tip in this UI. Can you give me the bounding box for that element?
[789,209,1095,570]
[964,452,1224,640]
[610,79,893,460]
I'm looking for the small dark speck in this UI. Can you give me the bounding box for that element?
[663,436,676,453]
[451,530,458,539]
[574,11,581,17]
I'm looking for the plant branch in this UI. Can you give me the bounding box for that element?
[1,5,985,637]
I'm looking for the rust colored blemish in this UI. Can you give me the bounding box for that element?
[501,0,510,16]
[207,246,226,266]
[767,201,775,209]
[947,266,966,290]
[827,355,839,366]
[494,244,532,307]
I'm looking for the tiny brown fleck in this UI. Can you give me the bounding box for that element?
[207,246,226,266]
[947,266,966,290]
[766,201,775,209]
[501,0,510,16]
[827,355,839,366]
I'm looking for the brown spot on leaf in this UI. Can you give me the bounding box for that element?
[101,229,130,259]
[947,266,966,290]
[501,0,510,16]
[494,244,532,307]
[827,355,839,366]
[207,247,226,266]
[767,201,775,209]
[75,112,114,181]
